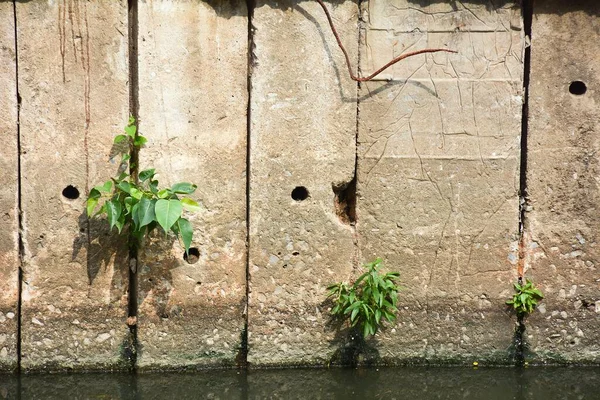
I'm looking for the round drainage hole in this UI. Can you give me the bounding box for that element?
[62,185,80,200]
[569,81,587,96]
[183,247,200,264]
[291,186,309,201]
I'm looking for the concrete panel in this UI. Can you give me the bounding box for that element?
[17,0,130,371]
[137,0,248,369]
[248,0,358,366]
[525,0,600,364]
[0,2,19,372]
[357,0,524,364]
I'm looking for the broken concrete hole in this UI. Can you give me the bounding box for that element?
[62,185,80,200]
[183,247,200,264]
[569,81,587,95]
[332,177,356,224]
[291,186,309,201]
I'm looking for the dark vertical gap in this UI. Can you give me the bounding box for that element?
[238,0,256,371]
[353,0,363,270]
[514,0,534,368]
[127,0,139,372]
[12,0,23,375]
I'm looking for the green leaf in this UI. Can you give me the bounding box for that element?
[157,189,172,199]
[345,301,362,314]
[124,196,134,214]
[531,289,544,298]
[149,180,159,194]
[114,134,127,144]
[353,271,369,288]
[117,181,132,194]
[94,180,113,193]
[86,197,99,217]
[181,197,201,212]
[122,154,131,162]
[137,197,156,228]
[139,168,155,182]
[115,213,125,234]
[363,322,371,338]
[155,199,183,233]
[131,203,140,231]
[106,199,122,232]
[133,135,147,147]
[350,307,360,322]
[375,309,381,324]
[171,182,197,194]
[125,123,136,138]
[130,187,143,200]
[176,217,193,254]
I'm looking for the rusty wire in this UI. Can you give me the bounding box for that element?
[314,0,457,82]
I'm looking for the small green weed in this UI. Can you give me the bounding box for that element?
[87,117,200,254]
[327,258,401,338]
[506,279,544,316]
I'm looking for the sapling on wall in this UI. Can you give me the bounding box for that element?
[86,117,200,254]
[327,258,402,338]
[506,279,544,317]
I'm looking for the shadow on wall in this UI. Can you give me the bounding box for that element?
[405,0,599,15]
[136,234,180,320]
[533,0,600,15]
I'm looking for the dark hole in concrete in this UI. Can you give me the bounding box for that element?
[291,186,309,201]
[292,251,299,256]
[62,185,80,200]
[184,247,200,264]
[569,81,587,95]
[332,176,356,224]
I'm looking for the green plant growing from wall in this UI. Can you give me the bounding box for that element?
[327,258,401,338]
[86,117,200,254]
[506,279,544,317]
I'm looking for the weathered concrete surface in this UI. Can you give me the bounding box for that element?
[0,2,19,373]
[357,0,524,364]
[524,0,600,364]
[17,0,130,371]
[248,0,358,366]
[137,0,248,369]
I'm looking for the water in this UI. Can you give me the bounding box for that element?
[1,367,599,399]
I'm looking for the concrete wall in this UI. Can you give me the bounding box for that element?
[525,0,600,363]
[0,1,19,372]
[0,0,598,371]
[357,0,523,364]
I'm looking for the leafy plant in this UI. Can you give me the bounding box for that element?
[506,279,544,316]
[86,116,200,254]
[327,258,401,338]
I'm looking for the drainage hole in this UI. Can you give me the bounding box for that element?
[183,247,200,264]
[291,186,309,201]
[569,81,587,96]
[62,185,80,200]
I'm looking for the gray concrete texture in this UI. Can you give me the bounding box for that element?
[17,0,131,371]
[136,0,248,369]
[357,0,523,363]
[0,0,599,371]
[0,1,19,373]
[524,0,600,364]
[248,0,358,366]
